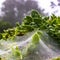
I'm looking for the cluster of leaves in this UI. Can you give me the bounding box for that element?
[0,22,28,40]
[22,10,42,29]
[0,10,60,45]
[25,10,60,45]
[23,10,60,45]
[0,10,42,40]
[0,10,60,59]
[0,27,27,40]
[46,14,60,44]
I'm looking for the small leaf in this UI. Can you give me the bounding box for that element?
[31,10,40,18]
[32,32,40,44]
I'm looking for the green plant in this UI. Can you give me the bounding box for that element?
[32,32,40,45]
[0,10,60,46]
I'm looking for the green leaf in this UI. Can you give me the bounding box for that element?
[31,10,40,19]
[32,32,40,45]
[23,16,32,25]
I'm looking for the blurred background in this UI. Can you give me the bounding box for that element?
[0,0,60,32]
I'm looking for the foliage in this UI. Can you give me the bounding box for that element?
[3,28,15,40]
[32,32,40,45]
[0,10,60,46]
[22,10,42,30]
[46,14,60,44]
[0,10,60,59]
[22,10,60,46]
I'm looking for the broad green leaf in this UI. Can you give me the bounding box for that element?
[32,32,40,44]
